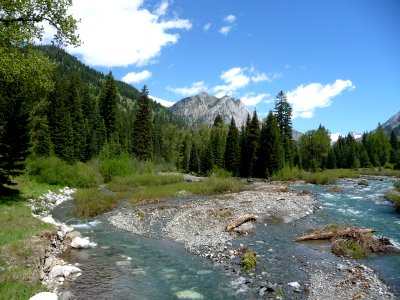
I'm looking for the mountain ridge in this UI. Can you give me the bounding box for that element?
[170,92,251,127]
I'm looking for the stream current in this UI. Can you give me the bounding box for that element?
[53,178,400,299]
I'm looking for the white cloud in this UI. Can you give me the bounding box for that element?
[251,73,268,83]
[155,0,169,16]
[149,95,175,107]
[122,70,152,84]
[241,93,269,106]
[168,81,208,96]
[330,133,341,143]
[214,67,250,97]
[224,15,236,23]
[203,22,211,31]
[64,0,191,67]
[219,26,232,36]
[287,79,354,119]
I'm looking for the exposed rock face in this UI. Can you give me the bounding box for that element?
[170,92,251,127]
[381,110,400,136]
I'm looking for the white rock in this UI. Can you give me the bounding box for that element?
[40,215,60,226]
[29,292,58,300]
[175,290,204,300]
[70,237,97,249]
[48,265,82,280]
[288,281,301,289]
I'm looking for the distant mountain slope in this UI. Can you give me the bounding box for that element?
[170,92,251,126]
[381,111,400,136]
[35,45,183,126]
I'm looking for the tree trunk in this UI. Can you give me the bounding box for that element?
[225,214,257,232]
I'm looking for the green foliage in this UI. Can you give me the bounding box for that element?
[300,125,331,171]
[188,143,200,173]
[241,248,257,270]
[73,188,125,217]
[132,86,153,160]
[274,91,294,166]
[224,117,240,175]
[394,180,400,192]
[274,290,284,298]
[210,114,227,168]
[99,155,133,182]
[257,111,284,178]
[26,157,101,188]
[106,173,184,192]
[385,189,400,212]
[357,180,369,186]
[99,72,120,141]
[334,239,366,259]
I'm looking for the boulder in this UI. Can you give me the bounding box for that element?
[65,231,82,240]
[48,265,81,281]
[70,236,97,249]
[29,292,58,300]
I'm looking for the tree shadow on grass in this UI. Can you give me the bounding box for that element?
[0,185,25,205]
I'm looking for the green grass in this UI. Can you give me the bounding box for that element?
[73,188,132,217]
[334,239,366,259]
[131,177,242,204]
[106,173,184,191]
[241,248,257,270]
[385,190,400,212]
[271,167,400,185]
[0,179,59,298]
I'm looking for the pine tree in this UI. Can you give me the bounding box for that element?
[274,91,294,166]
[224,117,240,175]
[326,148,337,169]
[99,71,120,141]
[390,130,399,164]
[257,111,284,177]
[247,111,261,177]
[210,114,226,168]
[132,85,153,160]
[239,114,251,177]
[188,143,200,173]
[29,115,53,158]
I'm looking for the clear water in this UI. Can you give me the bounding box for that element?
[291,178,400,293]
[53,178,400,299]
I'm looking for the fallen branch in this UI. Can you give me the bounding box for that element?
[295,227,376,242]
[225,214,256,232]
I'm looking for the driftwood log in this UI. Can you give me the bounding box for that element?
[294,227,376,242]
[225,214,257,232]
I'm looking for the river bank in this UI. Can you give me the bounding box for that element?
[108,180,398,299]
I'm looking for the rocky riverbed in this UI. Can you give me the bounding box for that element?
[108,180,398,299]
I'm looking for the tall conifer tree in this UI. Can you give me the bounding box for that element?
[274,91,294,166]
[224,117,240,175]
[132,85,153,160]
[99,71,120,141]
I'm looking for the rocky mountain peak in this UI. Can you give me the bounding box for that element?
[170,93,251,127]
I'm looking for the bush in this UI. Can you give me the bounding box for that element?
[73,188,127,217]
[394,180,400,192]
[357,180,369,186]
[241,248,257,270]
[385,190,400,212]
[106,173,184,191]
[332,239,366,259]
[100,155,133,182]
[26,157,101,188]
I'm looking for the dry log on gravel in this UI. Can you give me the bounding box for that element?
[295,227,376,242]
[225,214,257,232]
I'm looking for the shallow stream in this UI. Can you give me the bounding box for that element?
[53,178,400,299]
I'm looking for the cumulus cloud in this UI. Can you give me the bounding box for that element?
[203,22,212,31]
[168,81,208,96]
[219,26,232,36]
[214,67,250,97]
[287,79,354,119]
[64,0,191,67]
[224,15,236,23]
[219,14,236,36]
[122,70,152,84]
[251,73,268,83]
[241,93,269,106]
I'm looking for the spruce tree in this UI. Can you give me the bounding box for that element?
[257,111,284,177]
[132,85,153,161]
[239,114,251,177]
[326,147,337,169]
[224,117,240,175]
[247,111,261,177]
[210,114,226,168]
[188,143,200,173]
[99,71,120,141]
[29,115,53,158]
[274,91,294,166]
[390,130,399,164]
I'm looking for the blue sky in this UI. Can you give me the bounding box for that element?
[54,0,399,136]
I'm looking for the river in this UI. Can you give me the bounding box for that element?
[53,177,400,299]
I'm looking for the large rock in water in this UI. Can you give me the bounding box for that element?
[170,92,250,127]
